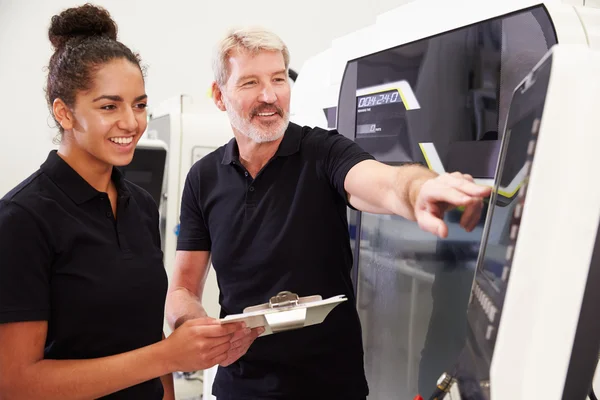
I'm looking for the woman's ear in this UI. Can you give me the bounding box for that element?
[52,98,74,130]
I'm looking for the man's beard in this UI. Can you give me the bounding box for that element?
[223,96,289,144]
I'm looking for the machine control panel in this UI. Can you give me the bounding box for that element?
[446,45,551,400]
[466,109,540,370]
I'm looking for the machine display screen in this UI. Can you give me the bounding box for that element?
[356,88,407,137]
[477,110,537,292]
[355,83,415,139]
[357,90,402,108]
[477,53,552,293]
[465,51,552,388]
[118,147,167,206]
[353,80,419,160]
[124,170,153,184]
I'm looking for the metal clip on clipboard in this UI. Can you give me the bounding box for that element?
[268,291,300,309]
[219,291,347,337]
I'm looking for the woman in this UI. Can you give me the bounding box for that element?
[0,4,257,399]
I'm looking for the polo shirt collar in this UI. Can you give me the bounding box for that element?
[221,122,302,165]
[41,150,130,205]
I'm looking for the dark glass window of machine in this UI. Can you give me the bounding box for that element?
[337,6,556,169]
[337,6,557,400]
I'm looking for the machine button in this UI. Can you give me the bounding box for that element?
[527,140,536,155]
[502,266,510,281]
[532,118,540,134]
[489,306,497,323]
[518,185,526,200]
[510,224,518,240]
[486,325,495,340]
[506,245,514,260]
[515,203,523,218]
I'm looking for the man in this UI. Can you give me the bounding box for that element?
[166,27,491,400]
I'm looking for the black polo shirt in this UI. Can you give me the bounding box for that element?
[177,123,375,399]
[0,151,168,399]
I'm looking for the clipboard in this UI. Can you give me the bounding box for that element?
[218,291,347,337]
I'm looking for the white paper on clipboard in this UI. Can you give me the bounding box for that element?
[218,291,347,337]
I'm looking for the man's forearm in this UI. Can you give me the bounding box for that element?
[347,158,489,237]
[398,165,438,220]
[379,164,437,220]
[346,160,436,217]
[166,287,209,330]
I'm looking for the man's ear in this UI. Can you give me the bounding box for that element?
[52,98,75,130]
[212,82,227,111]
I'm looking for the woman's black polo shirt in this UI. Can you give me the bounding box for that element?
[0,150,168,399]
[177,123,375,399]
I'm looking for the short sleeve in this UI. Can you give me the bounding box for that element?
[0,200,52,323]
[318,129,375,205]
[176,166,211,251]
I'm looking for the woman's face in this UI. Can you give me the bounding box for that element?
[66,58,148,167]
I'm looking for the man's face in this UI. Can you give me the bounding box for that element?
[219,49,290,143]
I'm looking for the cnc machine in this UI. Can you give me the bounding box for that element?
[291,1,600,398]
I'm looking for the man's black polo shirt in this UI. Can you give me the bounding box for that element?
[177,122,375,399]
[0,151,168,399]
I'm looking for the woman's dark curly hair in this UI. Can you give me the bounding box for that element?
[46,3,144,134]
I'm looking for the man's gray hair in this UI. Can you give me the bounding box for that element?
[212,27,290,87]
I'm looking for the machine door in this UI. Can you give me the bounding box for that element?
[452,45,555,400]
[338,6,556,400]
[452,44,600,400]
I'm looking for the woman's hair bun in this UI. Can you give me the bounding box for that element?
[48,3,118,50]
